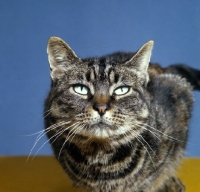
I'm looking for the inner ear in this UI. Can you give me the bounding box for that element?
[125,40,154,71]
[47,36,81,80]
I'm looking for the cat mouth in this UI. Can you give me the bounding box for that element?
[95,122,107,129]
[90,121,116,130]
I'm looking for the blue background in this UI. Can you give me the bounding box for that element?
[0,1,200,156]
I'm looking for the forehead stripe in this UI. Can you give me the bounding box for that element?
[99,58,106,81]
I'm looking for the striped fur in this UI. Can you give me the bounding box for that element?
[44,37,199,192]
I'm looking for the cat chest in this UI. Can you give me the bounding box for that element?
[62,142,145,182]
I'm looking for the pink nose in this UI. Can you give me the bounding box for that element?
[93,103,108,116]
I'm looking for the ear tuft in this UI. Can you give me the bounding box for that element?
[47,36,80,80]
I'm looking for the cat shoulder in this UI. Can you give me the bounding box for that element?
[147,74,193,109]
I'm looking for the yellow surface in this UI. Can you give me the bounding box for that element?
[0,156,199,192]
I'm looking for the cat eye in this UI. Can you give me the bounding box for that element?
[114,86,130,95]
[73,84,89,95]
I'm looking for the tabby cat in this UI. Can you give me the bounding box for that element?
[44,36,200,192]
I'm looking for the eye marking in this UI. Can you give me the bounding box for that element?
[114,86,130,95]
[73,84,89,95]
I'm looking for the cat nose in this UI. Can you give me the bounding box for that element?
[93,103,108,116]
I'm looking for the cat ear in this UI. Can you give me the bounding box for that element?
[47,36,81,80]
[125,40,154,71]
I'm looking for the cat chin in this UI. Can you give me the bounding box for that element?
[68,122,115,139]
[90,121,116,129]
[88,122,114,138]
[82,123,136,139]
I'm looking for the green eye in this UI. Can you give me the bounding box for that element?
[114,86,130,95]
[73,85,89,95]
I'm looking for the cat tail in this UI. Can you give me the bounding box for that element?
[169,64,200,91]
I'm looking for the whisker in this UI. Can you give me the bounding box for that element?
[148,112,156,119]
[34,121,69,147]
[48,122,80,144]
[70,124,85,143]
[43,110,52,118]
[26,121,71,162]
[138,134,158,159]
[136,124,166,147]
[137,122,186,143]
[130,129,157,174]
[52,122,81,150]
[21,131,46,137]
[23,121,68,137]
[58,124,85,160]
[43,106,62,118]
[31,122,81,159]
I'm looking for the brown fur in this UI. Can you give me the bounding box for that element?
[44,37,200,192]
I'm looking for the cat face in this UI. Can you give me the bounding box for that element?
[47,37,153,139]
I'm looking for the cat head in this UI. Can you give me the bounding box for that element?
[46,37,153,139]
